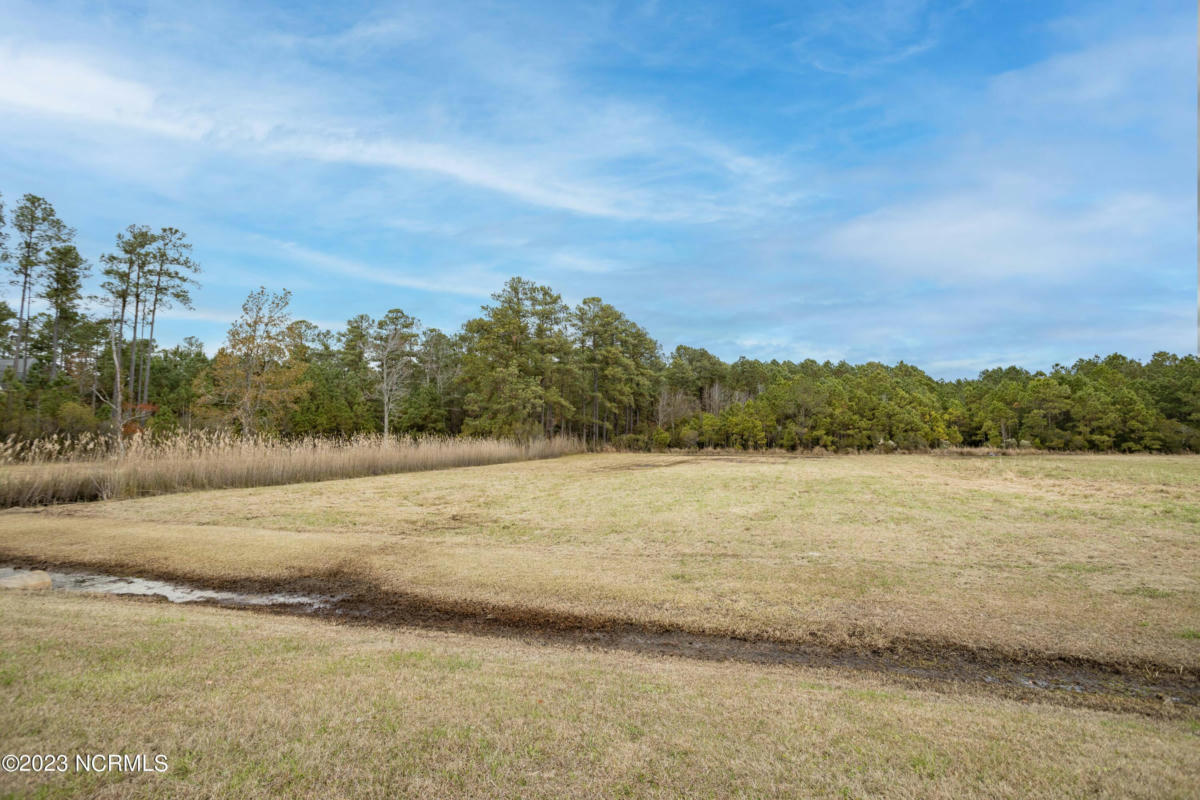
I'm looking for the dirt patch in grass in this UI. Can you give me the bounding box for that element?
[594,458,698,471]
[5,556,1196,718]
[592,452,819,471]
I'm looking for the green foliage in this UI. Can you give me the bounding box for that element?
[613,433,650,452]
[54,400,97,434]
[145,405,178,434]
[0,193,1196,451]
[650,354,1200,454]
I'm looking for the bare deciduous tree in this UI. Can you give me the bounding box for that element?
[368,308,419,437]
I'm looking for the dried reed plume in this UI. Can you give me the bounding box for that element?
[0,432,582,507]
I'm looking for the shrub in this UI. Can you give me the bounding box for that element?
[613,433,649,452]
[679,425,699,449]
[54,402,98,435]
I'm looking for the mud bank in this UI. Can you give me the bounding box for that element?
[2,560,1196,717]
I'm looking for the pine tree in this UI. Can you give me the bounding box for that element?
[100,225,157,422]
[40,244,89,379]
[139,227,199,405]
[10,195,73,378]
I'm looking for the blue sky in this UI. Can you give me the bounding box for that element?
[0,0,1193,378]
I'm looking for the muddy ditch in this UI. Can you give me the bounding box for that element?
[2,561,1196,717]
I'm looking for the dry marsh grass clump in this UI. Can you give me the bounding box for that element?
[0,432,581,507]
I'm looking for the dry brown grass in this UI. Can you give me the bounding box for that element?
[1,452,1197,669]
[0,432,581,506]
[2,591,1197,799]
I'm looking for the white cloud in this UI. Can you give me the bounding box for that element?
[0,2,1189,375]
[0,43,207,138]
[0,36,782,224]
[789,0,963,75]
[817,189,1175,281]
[156,307,239,324]
[547,251,626,275]
[813,22,1189,286]
[269,134,651,220]
[731,335,847,364]
[268,15,427,53]
[271,239,496,298]
[988,30,1192,129]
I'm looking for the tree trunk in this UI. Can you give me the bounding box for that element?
[110,326,124,456]
[142,307,157,406]
[127,293,139,411]
[112,291,128,419]
[382,360,391,437]
[242,349,256,435]
[141,267,165,406]
[50,315,60,380]
[15,267,30,379]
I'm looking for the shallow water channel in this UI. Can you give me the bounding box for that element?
[3,564,1195,712]
[0,566,338,610]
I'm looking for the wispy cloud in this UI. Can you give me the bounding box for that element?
[0,43,206,138]
[817,189,1177,282]
[788,0,969,75]
[0,32,783,224]
[0,1,1190,377]
[271,239,496,298]
[156,307,240,325]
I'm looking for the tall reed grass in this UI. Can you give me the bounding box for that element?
[0,432,583,507]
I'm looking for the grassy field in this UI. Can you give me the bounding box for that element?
[2,591,1197,799]
[2,452,1198,797]
[1,453,1196,669]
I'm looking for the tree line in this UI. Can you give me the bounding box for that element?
[0,190,1197,452]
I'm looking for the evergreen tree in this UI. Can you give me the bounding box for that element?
[100,225,157,421]
[10,195,73,378]
[460,277,566,438]
[40,244,89,379]
[139,227,199,406]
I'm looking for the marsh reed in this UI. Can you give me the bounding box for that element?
[0,432,582,507]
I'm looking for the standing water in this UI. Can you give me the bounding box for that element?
[0,566,337,610]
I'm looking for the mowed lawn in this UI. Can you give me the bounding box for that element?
[0,453,1198,667]
[1,591,1197,799]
